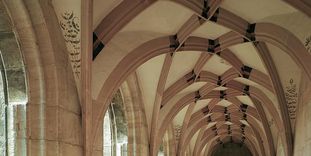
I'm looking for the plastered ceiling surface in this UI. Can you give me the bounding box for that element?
[88,0,311,155]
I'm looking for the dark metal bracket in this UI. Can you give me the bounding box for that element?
[241,65,253,79]
[169,34,180,50]
[93,32,105,60]
[244,23,256,42]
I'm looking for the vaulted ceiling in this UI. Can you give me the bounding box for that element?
[88,0,310,155]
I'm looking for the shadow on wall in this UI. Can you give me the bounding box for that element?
[212,142,252,156]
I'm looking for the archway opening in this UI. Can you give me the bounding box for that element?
[212,142,252,156]
[103,90,128,156]
[0,57,7,155]
[0,2,28,155]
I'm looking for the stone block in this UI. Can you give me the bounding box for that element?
[45,140,59,156]
[27,104,59,140]
[58,108,82,145]
[92,149,103,156]
[59,142,83,156]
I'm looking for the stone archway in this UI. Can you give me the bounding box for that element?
[211,142,252,156]
[91,1,311,156]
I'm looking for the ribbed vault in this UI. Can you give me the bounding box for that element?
[91,0,311,155]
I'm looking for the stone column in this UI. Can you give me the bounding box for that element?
[123,74,149,156]
[293,74,311,156]
[80,0,93,155]
[93,123,103,156]
[4,0,84,156]
[162,123,177,156]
